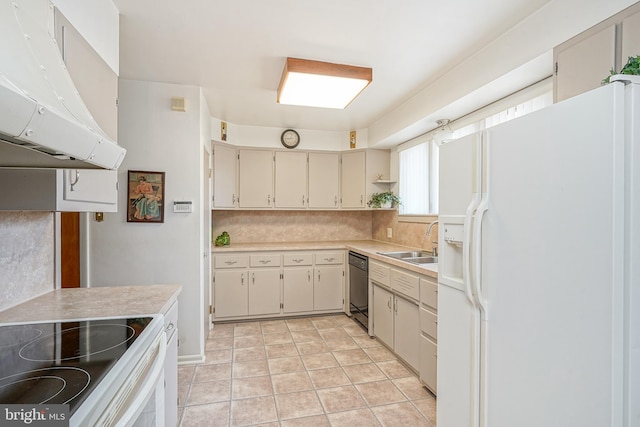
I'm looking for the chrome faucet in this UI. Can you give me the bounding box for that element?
[426,220,438,257]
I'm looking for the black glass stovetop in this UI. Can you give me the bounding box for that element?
[0,317,152,415]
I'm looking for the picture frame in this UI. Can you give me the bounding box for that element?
[127,170,165,223]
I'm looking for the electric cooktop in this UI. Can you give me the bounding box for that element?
[0,317,153,416]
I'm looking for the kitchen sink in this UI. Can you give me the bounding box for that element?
[378,251,438,265]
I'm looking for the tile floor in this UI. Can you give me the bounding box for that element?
[177,314,436,426]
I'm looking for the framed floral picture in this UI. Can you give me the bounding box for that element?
[127,170,165,223]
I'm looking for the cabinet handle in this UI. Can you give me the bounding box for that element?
[232,194,236,205]
[387,298,391,309]
[259,260,271,264]
[293,258,303,263]
[308,270,311,281]
[360,194,363,205]
[70,169,80,191]
[302,195,305,206]
[224,260,237,265]
[318,271,321,282]
[324,257,335,262]
[267,195,271,205]
[252,272,255,284]
[334,195,338,206]
[241,273,244,285]
[394,299,397,313]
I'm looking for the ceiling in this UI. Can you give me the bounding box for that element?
[113,0,551,138]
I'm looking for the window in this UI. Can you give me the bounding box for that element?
[398,79,553,221]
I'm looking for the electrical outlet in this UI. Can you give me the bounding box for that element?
[387,228,393,238]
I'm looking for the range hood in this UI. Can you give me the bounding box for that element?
[0,0,125,170]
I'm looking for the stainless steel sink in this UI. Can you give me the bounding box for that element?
[378,251,438,264]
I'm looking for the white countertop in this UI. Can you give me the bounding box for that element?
[0,284,182,323]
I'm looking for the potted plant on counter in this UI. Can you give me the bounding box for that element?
[367,191,401,209]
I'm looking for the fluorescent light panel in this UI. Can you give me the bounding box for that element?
[277,58,372,109]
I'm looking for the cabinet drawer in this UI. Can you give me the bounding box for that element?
[214,255,249,269]
[369,261,390,286]
[420,278,438,310]
[420,335,437,394]
[315,251,344,265]
[391,269,419,301]
[250,254,281,267]
[283,253,313,266]
[420,307,437,339]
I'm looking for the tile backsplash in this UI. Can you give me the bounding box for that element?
[211,209,438,252]
[0,212,54,311]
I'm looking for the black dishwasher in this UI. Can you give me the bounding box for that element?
[348,251,369,331]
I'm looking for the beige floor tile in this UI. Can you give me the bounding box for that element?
[332,314,358,327]
[206,336,233,350]
[267,355,305,374]
[263,331,293,345]
[233,322,262,337]
[275,390,324,420]
[343,363,387,384]
[178,365,195,386]
[230,396,278,426]
[371,402,430,427]
[412,397,437,425]
[327,408,382,427]
[332,348,372,366]
[209,323,234,337]
[177,380,190,407]
[353,335,382,348]
[233,334,264,349]
[260,320,288,334]
[312,316,339,329]
[377,360,413,379]
[186,380,231,405]
[324,337,359,351]
[280,414,330,427]
[232,359,269,378]
[291,329,323,343]
[180,401,229,427]
[343,323,369,337]
[271,371,313,394]
[233,346,266,362]
[392,376,432,400]
[232,375,273,399]
[265,343,299,359]
[316,385,367,413]
[193,363,232,383]
[364,346,397,362]
[204,348,233,364]
[301,352,339,370]
[318,327,350,340]
[285,317,316,331]
[295,341,330,355]
[356,380,407,406]
[307,367,351,389]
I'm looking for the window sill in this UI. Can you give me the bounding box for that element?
[397,214,438,224]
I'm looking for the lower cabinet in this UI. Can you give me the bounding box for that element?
[419,276,438,394]
[372,283,419,370]
[164,301,179,427]
[213,250,344,321]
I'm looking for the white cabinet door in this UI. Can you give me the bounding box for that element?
[239,149,273,208]
[213,144,237,208]
[308,152,339,208]
[249,269,281,315]
[341,151,366,208]
[394,296,420,370]
[214,270,248,318]
[275,151,308,208]
[313,266,343,311]
[554,24,616,102]
[373,284,393,348]
[283,268,314,313]
[420,335,437,394]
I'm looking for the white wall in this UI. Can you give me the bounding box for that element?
[88,79,207,362]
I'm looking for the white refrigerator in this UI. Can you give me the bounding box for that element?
[436,75,639,427]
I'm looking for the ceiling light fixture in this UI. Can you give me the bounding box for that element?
[277,57,372,109]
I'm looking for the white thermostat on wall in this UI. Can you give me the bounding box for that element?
[173,201,193,213]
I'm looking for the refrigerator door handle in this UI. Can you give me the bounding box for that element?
[463,193,481,307]
[472,195,489,317]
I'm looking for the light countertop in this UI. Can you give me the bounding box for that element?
[212,240,438,279]
[0,284,182,324]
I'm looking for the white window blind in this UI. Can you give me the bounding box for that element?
[399,142,430,215]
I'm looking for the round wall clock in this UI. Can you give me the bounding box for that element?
[280,129,300,149]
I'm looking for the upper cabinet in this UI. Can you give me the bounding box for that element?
[0,168,118,212]
[554,2,640,103]
[239,149,274,208]
[340,151,366,208]
[308,152,340,209]
[54,9,118,141]
[213,143,238,208]
[275,151,308,208]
